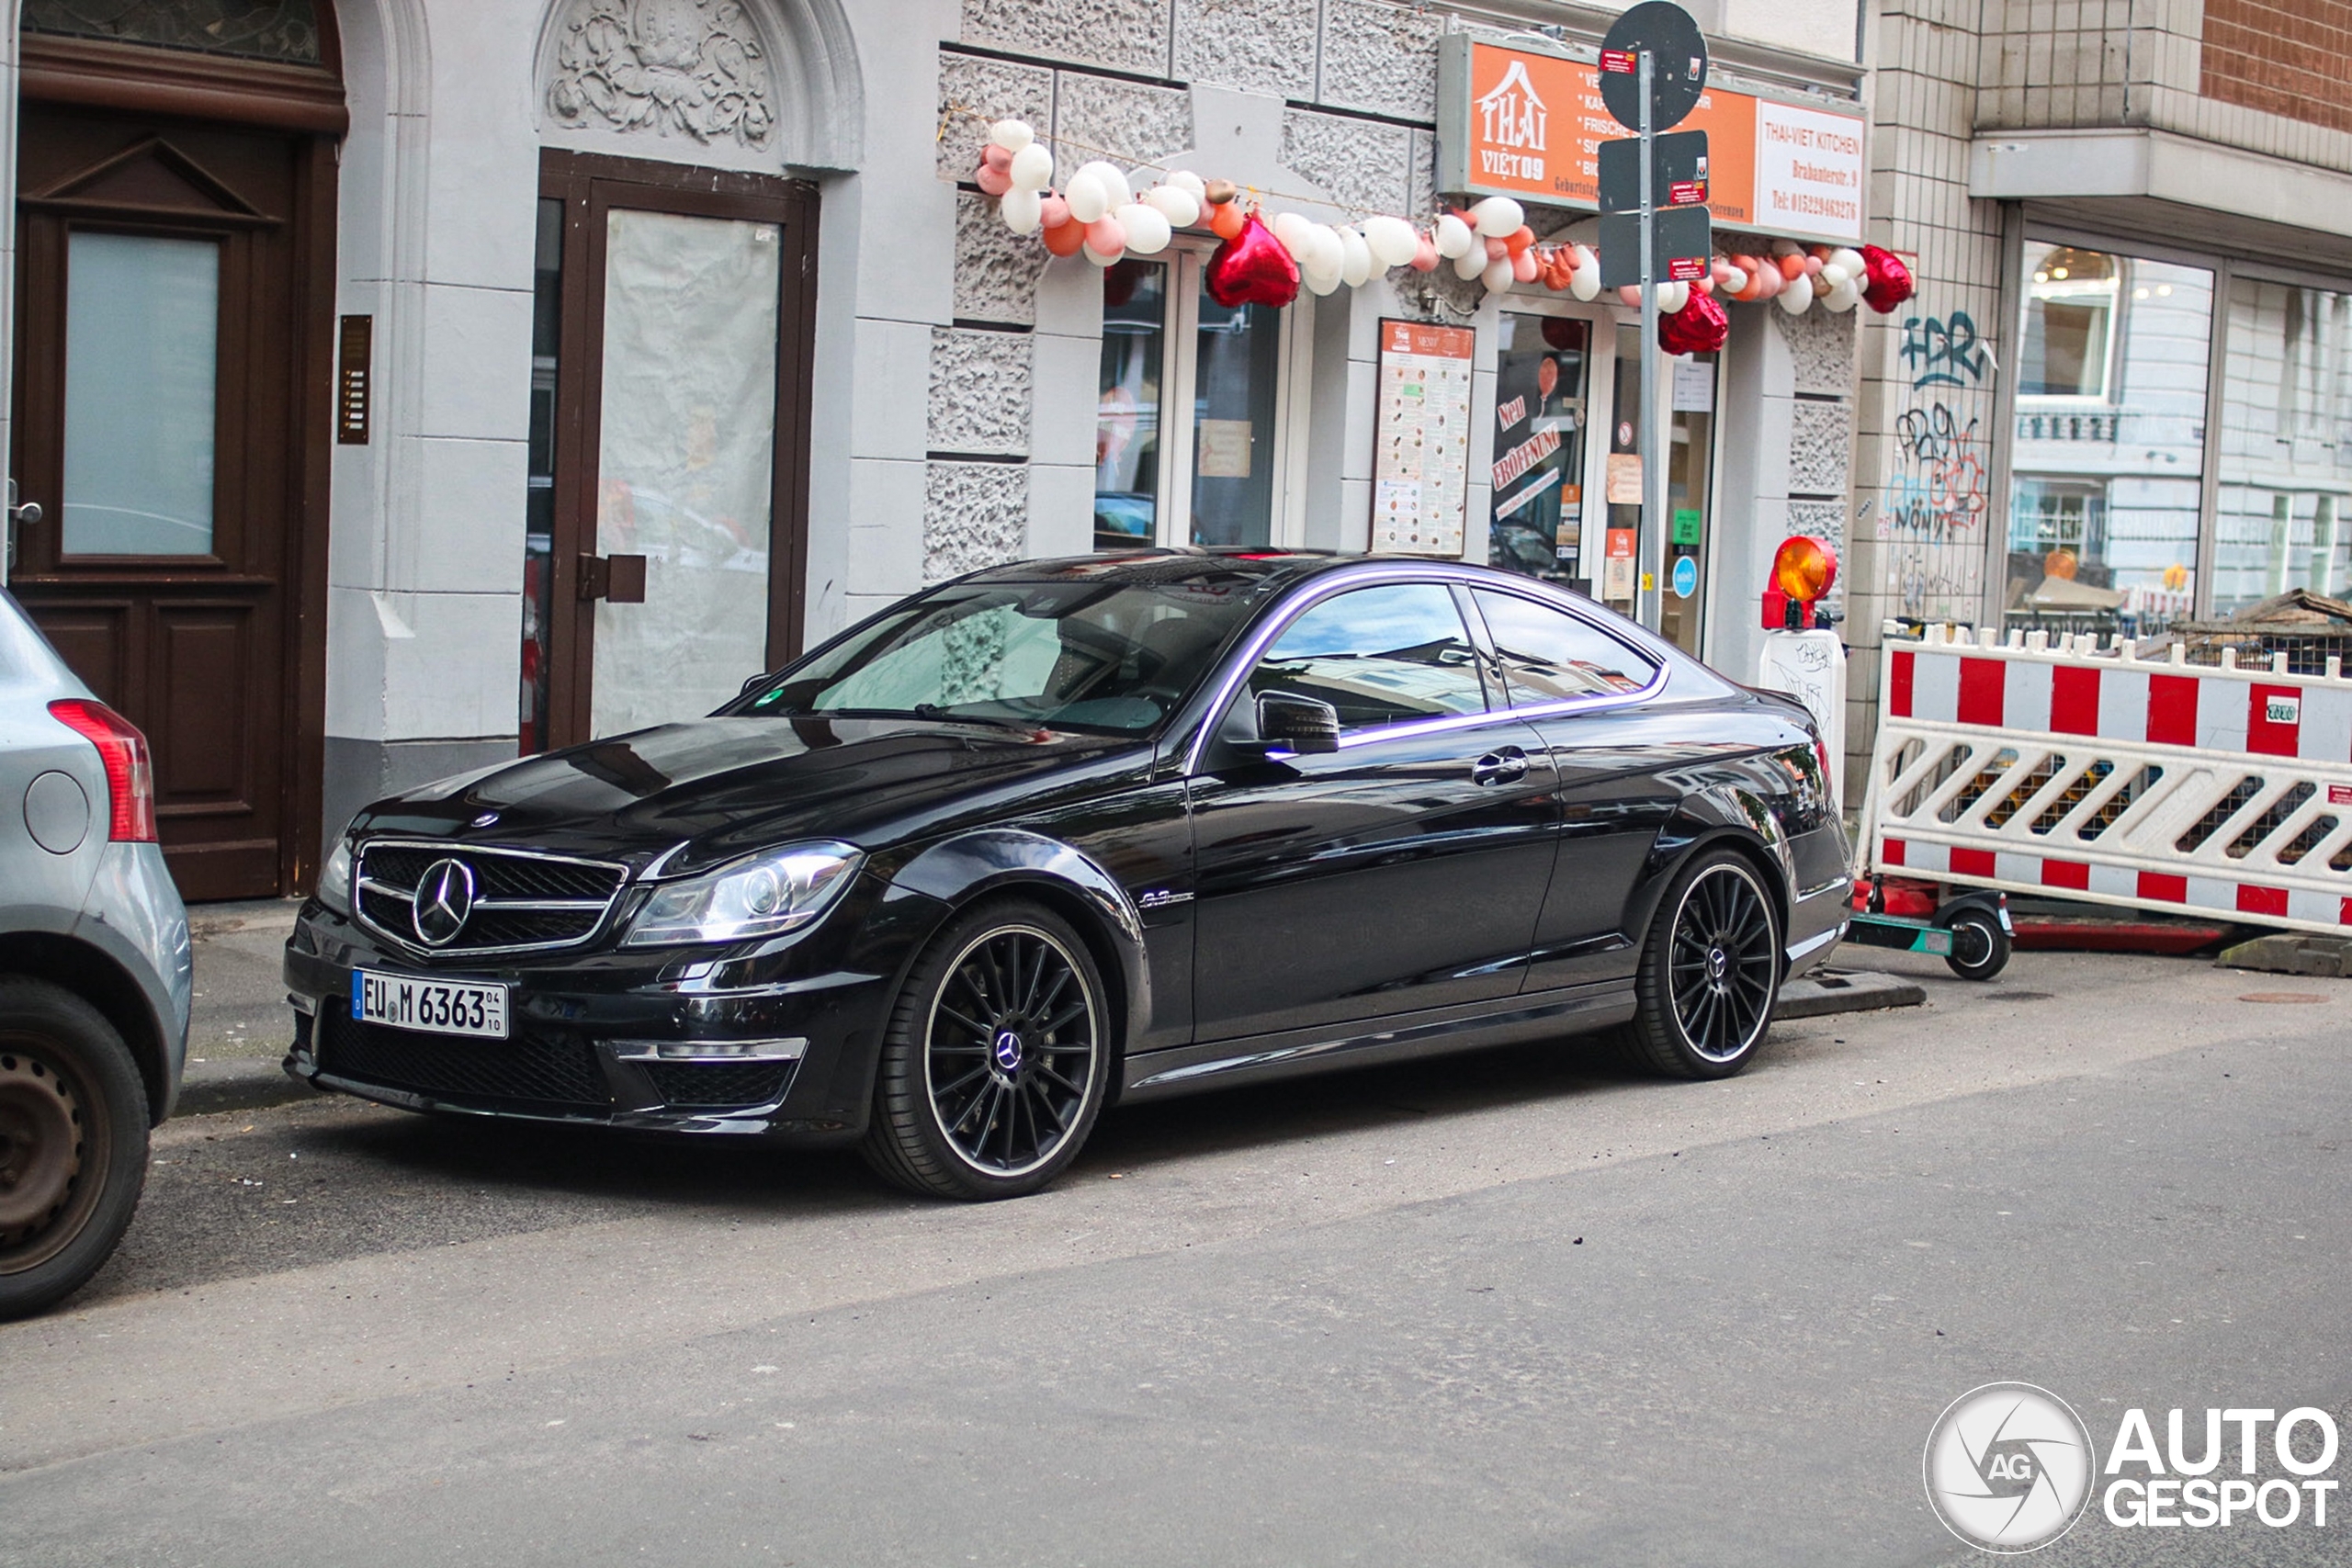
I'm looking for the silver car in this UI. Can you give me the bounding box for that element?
[0,585,190,1317]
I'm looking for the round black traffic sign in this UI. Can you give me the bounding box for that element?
[1598,1,1710,132]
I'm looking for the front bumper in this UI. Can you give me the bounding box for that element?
[281,896,919,1144]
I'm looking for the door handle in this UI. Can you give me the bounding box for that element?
[577,553,648,604]
[1471,746,1530,785]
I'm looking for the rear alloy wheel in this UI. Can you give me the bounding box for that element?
[862,901,1111,1201]
[0,980,151,1319]
[1625,851,1782,1079]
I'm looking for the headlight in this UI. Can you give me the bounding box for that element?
[317,838,354,915]
[624,841,863,947]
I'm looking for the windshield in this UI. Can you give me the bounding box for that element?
[733,580,1265,734]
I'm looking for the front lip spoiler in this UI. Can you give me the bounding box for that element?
[286,1047,842,1138]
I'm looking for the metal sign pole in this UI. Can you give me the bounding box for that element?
[1635,50,1662,634]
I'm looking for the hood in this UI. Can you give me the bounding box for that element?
[350,716,1147,870]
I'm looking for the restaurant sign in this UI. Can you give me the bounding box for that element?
[1436,34,1866,244]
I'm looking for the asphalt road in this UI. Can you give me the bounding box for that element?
[4,947,2347,1566]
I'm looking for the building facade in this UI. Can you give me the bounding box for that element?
[1848,0,2352,792]
[0,0,1875,900]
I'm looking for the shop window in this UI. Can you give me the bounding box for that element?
[1091,252,1299,551]
[1487,313,1589,584]
[2213,277,2352,612]
[2008,242,2211,635]
[2020,244,2120,401]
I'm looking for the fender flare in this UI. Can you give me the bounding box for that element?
[886,829,1152,1052]
[1638,784,1798,934]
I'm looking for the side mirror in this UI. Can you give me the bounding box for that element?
[1255,691,1340,755]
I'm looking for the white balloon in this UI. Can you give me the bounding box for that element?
[1334,226,1374,288]
[1722,266,1748,296]
[1141,185,1199,229]
[1816,263,1850,289]
[1116,202,1171,255]
[1064,170,1110,224]
[1434,214,1476,259]
[1308,225,1346,280]
[1453,248,1488,281]
[1482,255,1517,291]
[1304,263,1343,297]
[1166,169,1206,200]
[1075,161,1131,209]
[1822,276,1861,312]
[1777,270,1815,313]
[1470,197,1525,238]
[1658,281,1689,313]
[1272,210,1315,259]
[1568,260,1602,301]
[1009,142,1055,192]
[1828,247,1867,276]
[988,118,1035,153]
[1081,242,1120,267]
[1361,215,1420,269]
[999,186,1043,234]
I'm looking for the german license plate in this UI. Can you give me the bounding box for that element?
[352,969,510,1040]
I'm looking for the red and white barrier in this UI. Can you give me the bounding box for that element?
[1860,625,2352,933]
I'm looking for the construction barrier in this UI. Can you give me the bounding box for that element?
[1858,624,2352,934]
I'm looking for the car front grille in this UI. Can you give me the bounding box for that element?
[354,840,628,957]
[316,1010,611,1112]
[640,1059,797,1110]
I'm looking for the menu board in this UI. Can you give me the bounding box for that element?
[1373,321,1476,556]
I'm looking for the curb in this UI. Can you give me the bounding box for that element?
[173,1059,322,1120]
[1779,969,1928,1020]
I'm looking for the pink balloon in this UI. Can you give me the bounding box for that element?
[1410,236,1440,272]
[1617,284,1643,308]
[1485,236,1511,263]
[1510,248,1538,283]
[980,144,1013,173]
[1693,275,1714,294]
[1804,255,1824,276]
[976,164,1012,197]
[1038,194,1070,228]
[1085,216,1127,258]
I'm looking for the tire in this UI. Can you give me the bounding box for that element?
[1623,850,1783,1080]
[0,979,151,1319]
[860,899,1113,1201]
[1942,910,2011,981]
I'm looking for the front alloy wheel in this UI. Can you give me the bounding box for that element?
[1625,851,1782,1078]
[863,901,1110,1200]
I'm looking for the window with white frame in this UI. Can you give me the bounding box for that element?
[1091,248,1306,551]
[2020,243,2121,402]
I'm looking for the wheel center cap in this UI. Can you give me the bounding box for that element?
[991,1028,1026,1074]
[1707,945,1729,982]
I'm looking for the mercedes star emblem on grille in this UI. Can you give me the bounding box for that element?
[412,858,477,947]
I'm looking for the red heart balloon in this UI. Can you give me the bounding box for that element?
[1204,213,1300,310]
[1860,243,1915,314]
[1657,288,1728,355]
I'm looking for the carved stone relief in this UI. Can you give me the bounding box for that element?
[547,0,776,148]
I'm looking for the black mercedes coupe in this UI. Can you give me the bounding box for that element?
[284,552,1850,1199]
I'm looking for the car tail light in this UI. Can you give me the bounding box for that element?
[47,699,157,842]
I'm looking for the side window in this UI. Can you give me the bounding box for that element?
[1472,589,1658,705]
[1247,583,1488,732]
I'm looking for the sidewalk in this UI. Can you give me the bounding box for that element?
[178,898,315,1118]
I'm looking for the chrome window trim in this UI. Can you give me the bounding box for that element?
[1182,563,1672,772]
[352,839,633,960]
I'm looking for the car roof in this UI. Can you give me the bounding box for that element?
[961,548,1347,592]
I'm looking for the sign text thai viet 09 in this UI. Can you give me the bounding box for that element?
[1437,35,1865,244]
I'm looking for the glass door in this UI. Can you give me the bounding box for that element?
[530,154,818,750]
[1661,351,1717,657]
[1091,248,1303,551]
[1487,311,1589,583]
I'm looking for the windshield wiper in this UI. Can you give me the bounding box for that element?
[910,704,1045,732]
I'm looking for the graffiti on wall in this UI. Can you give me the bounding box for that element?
[1880,308,1994,617]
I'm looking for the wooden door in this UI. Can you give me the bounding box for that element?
[10,104,331,900]
[530,152,819,752]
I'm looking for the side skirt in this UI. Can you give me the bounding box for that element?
[1119,982,1636,1103]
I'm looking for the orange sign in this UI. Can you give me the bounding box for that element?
[1442,37,1865,243]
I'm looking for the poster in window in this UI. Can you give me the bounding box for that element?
[1487,313,1589,581]
[1373,320,1475,556]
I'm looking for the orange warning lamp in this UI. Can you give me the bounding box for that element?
[1762,536,1838,629]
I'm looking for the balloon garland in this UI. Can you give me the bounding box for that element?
[967,114,1917,351]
